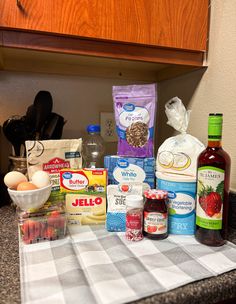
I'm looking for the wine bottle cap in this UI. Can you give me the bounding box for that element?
[208,113,223,141]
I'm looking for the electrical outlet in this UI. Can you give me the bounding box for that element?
[100,112,117,142]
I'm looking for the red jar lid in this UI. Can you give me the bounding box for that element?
[144,189,168,200]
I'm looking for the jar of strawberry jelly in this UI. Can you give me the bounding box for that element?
[143,189,168,240]
[125,195,144,241]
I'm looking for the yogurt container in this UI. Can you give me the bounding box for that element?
[156,171,196,235]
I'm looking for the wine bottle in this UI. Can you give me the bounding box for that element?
[195,113,231,246]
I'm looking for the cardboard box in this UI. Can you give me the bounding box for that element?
[60,169,107,225]
[104,155,155,188]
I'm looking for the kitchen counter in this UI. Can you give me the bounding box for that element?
[0,205,236,304]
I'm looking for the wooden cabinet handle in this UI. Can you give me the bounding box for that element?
[16,0,24,11]
[16,0,21,8]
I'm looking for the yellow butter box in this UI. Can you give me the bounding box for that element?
[60,169,107,225]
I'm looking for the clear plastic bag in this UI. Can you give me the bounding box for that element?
[156,97,205,176]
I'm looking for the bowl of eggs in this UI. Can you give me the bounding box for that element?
[4,170,52,211]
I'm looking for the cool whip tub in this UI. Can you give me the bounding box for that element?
[156,171,196,235]
[104,155,155,188]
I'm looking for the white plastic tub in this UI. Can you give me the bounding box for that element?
[156,171,196,235]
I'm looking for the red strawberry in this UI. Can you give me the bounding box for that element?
[58,217,66,229]
[44,227,55,240]
[48,211,60,227]
[199,192,222,217]
[28,220,36,240]
[22,235,32,244]
[147,225,157,233]
[51,211,60,217]
[48,216,56,227]
[199,196,207,211]
[21,221,30,239]
[34,221,41,238]
[40,221,46,238]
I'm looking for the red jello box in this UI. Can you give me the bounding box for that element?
[18,202,67,244]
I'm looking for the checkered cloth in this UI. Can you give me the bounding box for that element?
[20,225,236,304]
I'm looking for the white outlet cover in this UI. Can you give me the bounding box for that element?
[100,112,117,142]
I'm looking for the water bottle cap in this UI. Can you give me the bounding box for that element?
[87,125,101,133]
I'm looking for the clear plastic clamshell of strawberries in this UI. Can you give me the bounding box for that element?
[18,201,67,244]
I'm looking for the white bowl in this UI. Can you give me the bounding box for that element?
[8,183,52,211]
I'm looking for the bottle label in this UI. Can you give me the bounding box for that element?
[144,211,167,234]
[196,166,224,230]
[158,177,196,234]
[119,104,150,128]
[126,212,142,230]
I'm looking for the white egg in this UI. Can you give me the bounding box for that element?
[4,171,28,189]
[31,170,51,188]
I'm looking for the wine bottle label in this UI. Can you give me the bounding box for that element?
[196,166,224,230]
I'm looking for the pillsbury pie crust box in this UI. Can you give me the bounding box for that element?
[60,169,107,225]
[104,155,155,188]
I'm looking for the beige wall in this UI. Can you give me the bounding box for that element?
[0,72,142,172]
[159,0,236,190]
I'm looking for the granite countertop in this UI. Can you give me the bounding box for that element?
[1,205,236,304]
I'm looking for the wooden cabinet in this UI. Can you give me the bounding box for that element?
[0,0,209,79]
[0,0,208,51]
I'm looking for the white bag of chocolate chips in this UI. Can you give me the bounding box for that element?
[25,139,82,202]
[156,97,205,176]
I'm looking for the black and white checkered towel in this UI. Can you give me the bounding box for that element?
[20,225,236,304]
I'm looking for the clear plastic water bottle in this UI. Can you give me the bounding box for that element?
[82,125,105,168]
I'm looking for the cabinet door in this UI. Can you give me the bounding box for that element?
[0,0,209,51]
